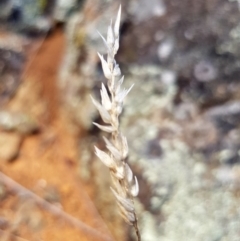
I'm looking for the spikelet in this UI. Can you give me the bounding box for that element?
[92,5,141,241]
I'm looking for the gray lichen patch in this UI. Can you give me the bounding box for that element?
[120,65,240,241]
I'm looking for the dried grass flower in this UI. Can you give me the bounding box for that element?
[92,5,141,241]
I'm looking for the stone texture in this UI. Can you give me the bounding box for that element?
[0,131,22,162]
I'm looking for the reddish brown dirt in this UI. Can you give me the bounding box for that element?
[0,28,116,241]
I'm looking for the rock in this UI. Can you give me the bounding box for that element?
[0,47,25,102]
[0,0,55,34]
[119,0,240,110]
[0,131,22,161]
[213,166,240,185]
[0,110,39,134]
[54,0,78,22]
[157,38,174,61]
[182,117,219,152]
[129,0,166,23]
[205,101,240,133]
[0,0,13,20]
[194,60,217,82]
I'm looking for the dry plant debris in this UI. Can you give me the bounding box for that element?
[92,6,141,241]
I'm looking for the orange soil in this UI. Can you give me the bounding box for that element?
[0,28,116,241]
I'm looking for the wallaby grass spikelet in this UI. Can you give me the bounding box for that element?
[91,5,141,241]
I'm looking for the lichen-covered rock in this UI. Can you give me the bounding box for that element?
[0,43,25,103]
[0,0,54,33]
[0,110,39,134]
[119,65,240,241]
[205,101,240,133]
[54,0,82,22]
[73,1,240,240]
[120,0,240,109]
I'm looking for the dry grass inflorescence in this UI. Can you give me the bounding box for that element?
[91,6,141,241]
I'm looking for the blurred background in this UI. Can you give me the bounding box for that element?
[0,0,240,240]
